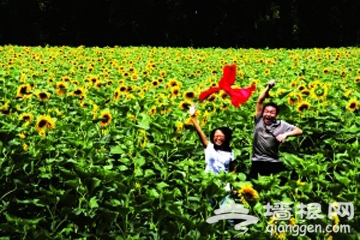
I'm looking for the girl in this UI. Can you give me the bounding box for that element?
[189,103,237,205]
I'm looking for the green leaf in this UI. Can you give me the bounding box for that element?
[136,113,150,130]
[144,169,156,178]
[110,146,123,154]
[156,182,169,190]
[135,156,145,167]
[89,196,99,209]
[334,171,350,185]
[148,188,160,198]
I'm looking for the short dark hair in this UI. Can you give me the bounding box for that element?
[210,127,233,151]
[262,102,279,115]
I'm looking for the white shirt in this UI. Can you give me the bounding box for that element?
[204,142,234,191]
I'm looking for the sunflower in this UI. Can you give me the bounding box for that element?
[131,74,138,81]
[346,99,359,112]
[92,103,99,120]
[95,81,104,88]
[89,75,98,84]
[264,69,270,75]
[160,70,166,77]
[323,68,330,74]
[23,143,28,151]
[168,79,181,88]
[98,110,112,128]
[107,80,113,86]
[354,76,360,84]
[343,90,352,97]
[308,80,321,89]
[287,92,302,106]
[296,101,311,113]
[16,84,32,98]
[296,179,305,186]
[184,117,193,126]
[113,89,121,101]
[135,88,145,99]
[275,88,287,96]
[289,217,296,226]
[220,91,229,100]
[127,114,136,121]
[69,87,85,97]
[159,103,170,114]
[171,86,181,97]
[200,112,210,126]
[155,93,167,104]
[183,90,196,99]
[238,183,259,200]
[39,129,46,138]
[62,76,71,83]
[207,94,216,102]
[204,102,216,113]
[297,85,307,92]
[118,85,127,93]
[151,80,159,88]
[36,91,51,101]
[19,113,34,125]
[0,101,10,115]
[301,89,310,97]
[139,129,147,147]
[220,102,229,111]
[19,132,26,139]
[310,83,328,100]
[35,115,55,132]
[149,106,157,116]
[176,121,184,133]
[179,100,191,110]
[20,73,27,83]
[331,211,340,226]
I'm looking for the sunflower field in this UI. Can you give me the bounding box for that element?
[0,45,359,240]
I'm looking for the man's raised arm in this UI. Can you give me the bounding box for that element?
[255,79,275,117]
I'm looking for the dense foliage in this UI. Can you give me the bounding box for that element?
[0,45,359,239]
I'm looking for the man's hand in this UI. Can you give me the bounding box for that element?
[268,79,275,89]
[276,133,287,143]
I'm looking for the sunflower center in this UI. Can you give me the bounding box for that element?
[315,88,324,96]
[350,103,356,109]
[38,120,48,128]
[101,115,110,123]
[299,104,310,111]
[74,90,82,95]
[186,92,194,98]
[39,93,48,99]
[20,87,28,94]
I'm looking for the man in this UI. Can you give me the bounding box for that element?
[249,80,303,183]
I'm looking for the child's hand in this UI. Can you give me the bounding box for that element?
[268,79,275,88]
[189,103,196,117]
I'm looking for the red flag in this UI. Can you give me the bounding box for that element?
[199,65,256,108]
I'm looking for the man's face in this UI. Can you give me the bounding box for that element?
[262,106,277,125]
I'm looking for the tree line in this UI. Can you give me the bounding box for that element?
[1,0,360,48]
